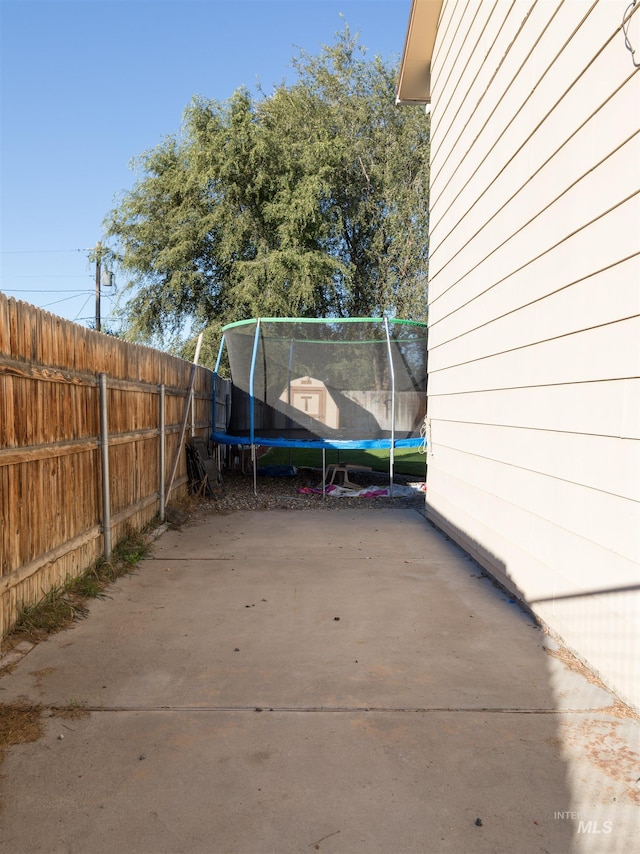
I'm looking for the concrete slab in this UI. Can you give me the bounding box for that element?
[1,509,638,853]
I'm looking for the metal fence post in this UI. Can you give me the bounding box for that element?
[99,372,112,559]
[159,383,166,523]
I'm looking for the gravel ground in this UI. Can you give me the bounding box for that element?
[191,468,427,516]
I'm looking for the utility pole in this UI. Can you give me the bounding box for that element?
[95,241,102,332]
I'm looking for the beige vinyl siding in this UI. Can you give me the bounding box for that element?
[425,0,640,707]
[429,423,638,558]
[427,465,638,595]
[432,379,639,437]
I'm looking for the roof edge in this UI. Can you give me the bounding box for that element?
[396,0,443,105]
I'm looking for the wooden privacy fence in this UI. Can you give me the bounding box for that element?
[0,295,214,639]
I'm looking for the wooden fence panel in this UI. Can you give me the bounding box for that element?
[0,295,214,638]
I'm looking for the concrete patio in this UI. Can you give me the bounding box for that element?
[0,508,638,853]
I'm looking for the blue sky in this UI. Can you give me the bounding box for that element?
[0,0,411,329]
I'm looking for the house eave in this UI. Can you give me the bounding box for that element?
[396,0,443,105]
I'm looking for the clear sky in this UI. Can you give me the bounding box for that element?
[0,0,412,329]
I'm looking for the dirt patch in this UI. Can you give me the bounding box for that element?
[0,701,90,775]
[29,667,56,679]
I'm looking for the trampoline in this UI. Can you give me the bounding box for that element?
[212,317,428,494]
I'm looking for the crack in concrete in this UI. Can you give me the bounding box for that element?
[69,704,619,714]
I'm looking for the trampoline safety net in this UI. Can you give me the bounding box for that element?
[213,317,428,449]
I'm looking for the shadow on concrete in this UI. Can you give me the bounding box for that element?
[422,509,640,854]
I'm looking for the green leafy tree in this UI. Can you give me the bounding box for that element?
[105,24,429,356]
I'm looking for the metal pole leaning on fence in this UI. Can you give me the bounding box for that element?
[159,384,166,522]
[212,334,224,440]
[213,336,227,473]
[99,372,112,559]
[166,333,203,502]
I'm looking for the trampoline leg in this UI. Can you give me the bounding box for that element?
[252,444,257,496]
[322,448,326,500]
[389,447,395,499]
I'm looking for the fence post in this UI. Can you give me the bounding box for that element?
[99,372,112,559]
[159,384,166,523]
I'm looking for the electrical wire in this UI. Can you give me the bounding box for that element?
[0,248,92,254]
[1,286,92,292]
[623,0,640,67]
[1,276,91,281]
[73,294,93,322]
[40,293,93,309]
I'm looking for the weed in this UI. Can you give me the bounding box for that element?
[7,525,153,647]
[51,699,90,720]
[65,567,106,601]
[15,586,88,640]
[114,535,150,566]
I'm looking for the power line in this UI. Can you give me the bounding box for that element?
[0,286,93,292]
[41,293,95,309]
[73,294,93,321]
[0,248,92,255]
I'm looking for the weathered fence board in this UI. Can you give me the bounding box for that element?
[0,294,214,638]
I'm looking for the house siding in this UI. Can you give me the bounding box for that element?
[424,0,640,707]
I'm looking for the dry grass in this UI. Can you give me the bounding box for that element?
[50,701,90,721]
[545,645,639,720]
[0,529,154,767]
[0,703,43,762]
[2,526,153,655]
